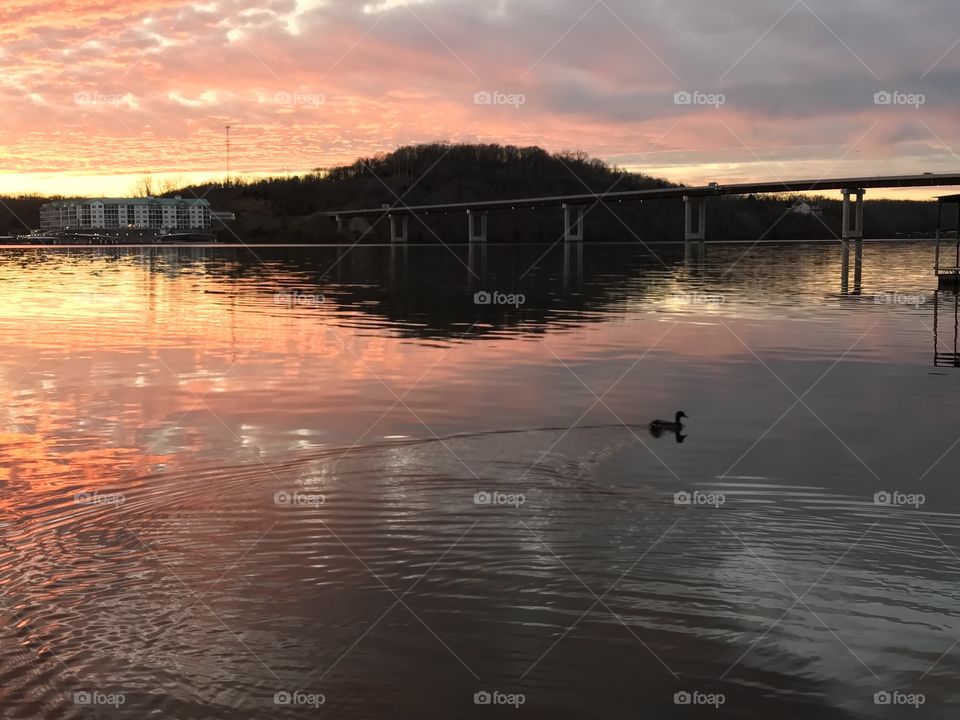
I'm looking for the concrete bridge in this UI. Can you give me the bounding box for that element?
[322,172,960,245]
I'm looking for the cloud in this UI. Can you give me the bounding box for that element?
[3,0,960,194]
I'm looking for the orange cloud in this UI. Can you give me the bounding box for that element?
[2,1,960,196]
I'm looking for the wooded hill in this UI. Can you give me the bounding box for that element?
[0,143,942,242]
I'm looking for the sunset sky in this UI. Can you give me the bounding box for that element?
[2,0,960,198]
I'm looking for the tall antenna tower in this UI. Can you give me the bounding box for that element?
[226,125,231,183]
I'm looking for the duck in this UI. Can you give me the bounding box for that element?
[649,411,687,432]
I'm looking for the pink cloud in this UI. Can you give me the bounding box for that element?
[2,0,960,195]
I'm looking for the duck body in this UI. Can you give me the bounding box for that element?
[649,411,687,432]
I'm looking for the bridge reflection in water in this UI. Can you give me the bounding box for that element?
[16,240,947,369]
[840,238,863,295]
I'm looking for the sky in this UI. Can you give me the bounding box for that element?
[2,0,960,198]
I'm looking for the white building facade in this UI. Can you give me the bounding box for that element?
[40,197,212,231]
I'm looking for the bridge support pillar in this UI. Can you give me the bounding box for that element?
[841,188,865,240]
[683,196,707,241]
[467,210,488,242]
[563,204,585,242]
[389,214,408,243]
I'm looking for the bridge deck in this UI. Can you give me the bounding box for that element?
[320,172,960,218]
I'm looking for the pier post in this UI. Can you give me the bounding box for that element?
[683,196,707,241]
[935,200,942,271]
[855,190,864,237]
[841,194,850,239]
[335,215,344,234]
[563,204,584,242]
[841,188,865,240]
[389,214,408,243]
[698,197,707,240]
[467,210,488,242]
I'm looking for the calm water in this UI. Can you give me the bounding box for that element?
[0,241,958,719]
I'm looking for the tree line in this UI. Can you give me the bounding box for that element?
[0,143,943,241]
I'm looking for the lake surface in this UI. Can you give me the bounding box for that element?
[0,240,958,719]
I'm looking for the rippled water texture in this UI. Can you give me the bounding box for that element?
[0,241,958,719]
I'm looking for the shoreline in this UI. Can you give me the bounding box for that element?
[0,237,942,249]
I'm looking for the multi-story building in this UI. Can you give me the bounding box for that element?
[39,197,212,231]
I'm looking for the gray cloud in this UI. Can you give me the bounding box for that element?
[7,0,960,183]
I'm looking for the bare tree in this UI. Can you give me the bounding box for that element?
[158,176,185,195]
[131,175,154,197]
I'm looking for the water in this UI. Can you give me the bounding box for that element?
[0,241,958,719]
